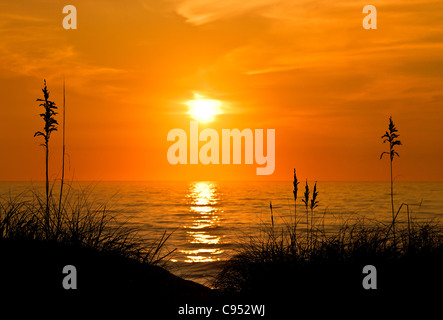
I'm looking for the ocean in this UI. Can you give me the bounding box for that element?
[1,181,442,286]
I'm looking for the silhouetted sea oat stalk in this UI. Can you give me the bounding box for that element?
[34,80,58,233]
[302,180,310,242]
[293,169,300,240]
[380,116,402,243]
[310,181,319,243]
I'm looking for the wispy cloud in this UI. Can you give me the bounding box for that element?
[0,6,130,102]
[200,0,443,81]
[0,12,47,23]
[172,0,280,25]
[172,0,443,26]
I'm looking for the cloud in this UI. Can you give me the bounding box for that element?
[0,5,131,103]
[203,0,443,77]
[172,0,280,25]
[0,12,47,23]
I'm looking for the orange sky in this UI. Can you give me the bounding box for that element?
[0,0,442,181]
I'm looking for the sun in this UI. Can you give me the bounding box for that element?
[186,93,222,122]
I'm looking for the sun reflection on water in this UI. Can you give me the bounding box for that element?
[182,182,224,263]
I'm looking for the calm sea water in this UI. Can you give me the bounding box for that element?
[1,181,442,286]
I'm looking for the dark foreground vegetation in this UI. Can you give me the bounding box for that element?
[1,188,442,317]
[213,217,443,316]
[0,190,214,316]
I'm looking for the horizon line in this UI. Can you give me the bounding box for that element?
[2,179,443,183]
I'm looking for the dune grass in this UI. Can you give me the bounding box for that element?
[0,186,173,265]
[0,185,221,315]
[213,214,443,304]
[213,167,442,311]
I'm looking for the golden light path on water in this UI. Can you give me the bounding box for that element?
[182,182,223,263]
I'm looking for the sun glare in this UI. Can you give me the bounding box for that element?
[186,94,222,122]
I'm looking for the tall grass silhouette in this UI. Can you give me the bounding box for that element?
[380,116,402,241]
[301,179,309,240]
[34,80,58,233]
[292,169,299,242]
[58,79,66,217]
[309,181,319,243]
